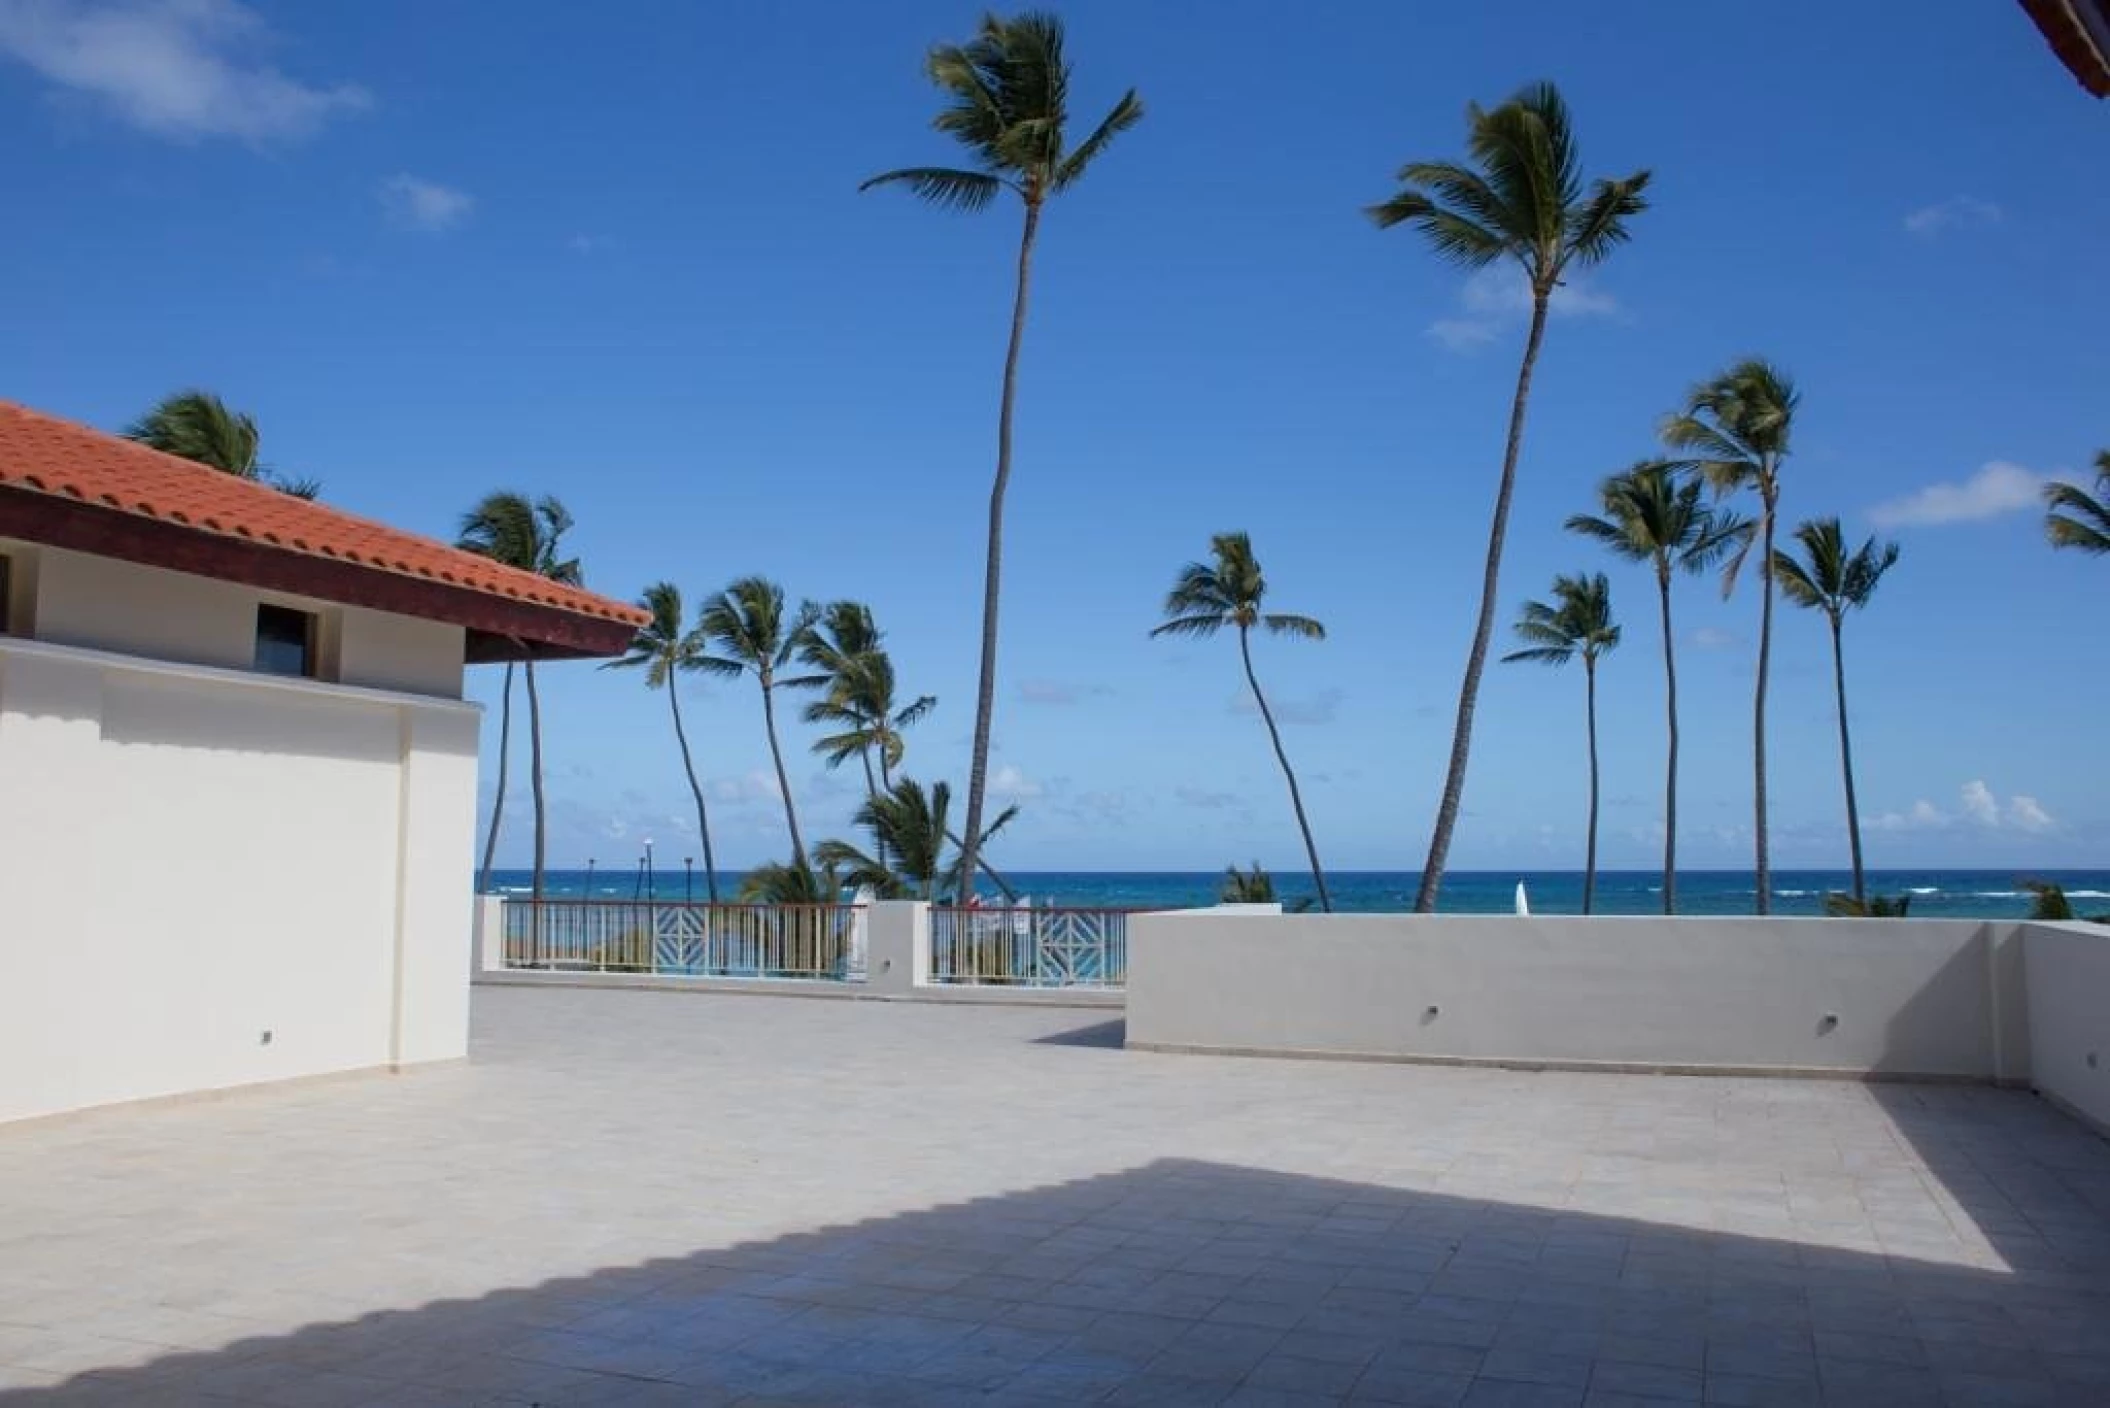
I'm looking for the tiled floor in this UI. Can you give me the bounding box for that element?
[2,986,2108,1406]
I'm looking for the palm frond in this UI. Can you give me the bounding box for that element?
[2045,468,2110,554]
[858,166,1008,211]
[1563,172,1652,268]
[1262,613,1325,641]
[1054,89,1143,189]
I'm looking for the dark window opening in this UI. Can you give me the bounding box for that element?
[254,604,316,678]
[0,556,11,635]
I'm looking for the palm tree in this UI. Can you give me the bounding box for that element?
[1568,466,1745,914]
[1367,83,1651,913]
[815,778,1018,902]
[1500,573,1619,914]
[863,11,1143,905]
[2045,451,2110,554]
[126,390,320,498]
[1151,531,1333,912]
[1220,862,1277,904]
[604,583,720,903]
[696,578,819,872]
[1661,359,1799,914]
[457,494,581,910]
[795,602,936,798]
[1772,519,1899,905]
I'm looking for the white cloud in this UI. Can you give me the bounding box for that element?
[709,771,779,805]
[989,764,1041,800]
[1425,266,1622,353]
[1230,686,1342,727]
[0,0,368,144]
[1688,625,1738,650]
[1961,779,1999,826]
[1867,461,2048,528]
[1869,783,2055,835]
[1017,678,1111,706]
[1904,196,2002,238]
[2009,795,2055,833]
[1870,799,1949,833]
[379,173,473,232]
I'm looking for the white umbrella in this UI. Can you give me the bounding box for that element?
[1514,881,1530,916]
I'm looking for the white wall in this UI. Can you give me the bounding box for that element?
[2022,921,2110,1134]
[1127,913,2029,1079]
[0,636,479,1123]
[10,544,464,699]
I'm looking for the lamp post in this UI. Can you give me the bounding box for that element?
[643,838,656,901]
[684,857,694,904]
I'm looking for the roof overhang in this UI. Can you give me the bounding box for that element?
[0,485,634,662]
[2022,0,2110,95]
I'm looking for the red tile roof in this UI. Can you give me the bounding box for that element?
[0,400,646,654]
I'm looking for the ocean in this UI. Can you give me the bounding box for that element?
[484,867,2110,920]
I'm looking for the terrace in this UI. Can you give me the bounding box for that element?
[2,983,2107,1407]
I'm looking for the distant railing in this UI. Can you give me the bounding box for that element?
[928,906,1131,988]
[502,900,865,981]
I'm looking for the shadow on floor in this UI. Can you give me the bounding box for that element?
[1031,1018,1126,1049]
[6,1148,2107,1407]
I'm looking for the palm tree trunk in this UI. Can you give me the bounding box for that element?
[1415,291,1551,912]
[1753,496,1777,915]
[1657,565,1679,916]
[1240,625,1332,913]
[667,680,718,904]
[523,658,547,965]
[957,198,1042,906]
[1583,656,1599,917]
[859,745,886,874]
[476,661,513,894]
[942,828,1021,903]
[760,680,808,872]
[1830,615,1866,904]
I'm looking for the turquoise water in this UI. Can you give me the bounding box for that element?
[484,868,2110,920]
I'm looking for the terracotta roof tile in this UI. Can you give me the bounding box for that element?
[0,401,646,631]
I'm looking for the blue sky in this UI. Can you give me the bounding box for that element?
[3,1,2106,873]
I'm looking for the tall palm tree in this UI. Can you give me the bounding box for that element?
[2045,451,2110,554]
[604,583,720,903]
[126,389,319,498]
[1501,573,1620,914]
[1568,466,1744,914]
[1772,518,1899,905]
[862,11,1143,904]
[696,578,819,872]
[814,778,1018,902]
[1661,358,1799,914]
[1367,83,1651,913]
[457,494,581,910]
[1151,531,1333,913]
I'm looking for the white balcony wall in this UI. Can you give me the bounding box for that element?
[1127,913,2034,1081]
[0,632,479,1124]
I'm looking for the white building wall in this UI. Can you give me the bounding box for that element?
[8,543,465,699]
[0,633,479,1124]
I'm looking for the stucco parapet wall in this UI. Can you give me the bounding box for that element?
[1124,912,2033,1083]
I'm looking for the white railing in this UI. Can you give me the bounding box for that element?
[502,900,866,981]
[928,906,1130,988]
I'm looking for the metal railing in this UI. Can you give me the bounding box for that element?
[927,906,1131,988]
[502,900,865,981]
